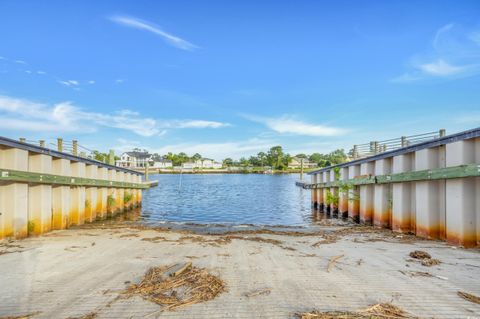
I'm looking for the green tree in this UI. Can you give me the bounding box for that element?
[267,146,285,170]
[223,158,234,167]
[191,153,202,161]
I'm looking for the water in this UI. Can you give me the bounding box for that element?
[140,174,320,226]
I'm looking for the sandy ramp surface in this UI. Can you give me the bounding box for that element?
[1,226,479,318]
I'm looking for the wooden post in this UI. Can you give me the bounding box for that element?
[57,138,63,152]
[300,158,304,181]
[439,129,446,138]
[401,136,407,147]
[39,140,45,148]
[72,140,78,156]
[144,165,149,181]
[353,145,358,159]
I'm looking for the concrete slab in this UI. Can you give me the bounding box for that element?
[0,226,479,318]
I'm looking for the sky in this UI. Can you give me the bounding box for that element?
[0,0,479,160]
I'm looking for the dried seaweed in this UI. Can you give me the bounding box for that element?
[421,258,440,267]
[296,302,418,319]
[244,288,271,297]
[327,255,344,272]
[409,251,431,259]
[125,264,225,311]
[457,291,480,305]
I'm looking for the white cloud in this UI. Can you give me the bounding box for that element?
[0,95,230,136]
[25,70,32,74]
[168,120,230,129]
[37,70,46,75]
[88,80,95,84]
[433,23,454,49]
[246,115,346,137]
[393,23,480,82]
[59,80,80,87]
[470,32,480,45]
[109,15,197,51]
[418,59,468,76]
[15,60,27,64]
[115,79,125,84]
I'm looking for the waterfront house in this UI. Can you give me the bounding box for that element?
[288,157,318,169]
[152,159,173,169]
[116,150,152,168]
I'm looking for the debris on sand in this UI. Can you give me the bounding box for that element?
[1,312,41,319]
[408,251,441,267]
[125,263,225,311]
[398,270,448,280]
[457,291,480,305]
[141,236,168,243]
[296,302,418,319]
[312,234,338,247]
[327,255,344,273]
[119,233,139,238]
[409,251,431,259]
[421,258,441,267]
[67,312,97,319]
[244,288,271,297]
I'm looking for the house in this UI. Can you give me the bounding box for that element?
[151,159,173,169]
[188,158,223,169]
[115,150,152,168]
[182,162,196,169]
[288,157,318,169]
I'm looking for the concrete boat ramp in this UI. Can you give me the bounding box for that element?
[1,223,479,319]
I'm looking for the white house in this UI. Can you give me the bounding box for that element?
[151,159,173,169]
[288,157,318,169]
[116,150,152,168]
[181,158,223,169]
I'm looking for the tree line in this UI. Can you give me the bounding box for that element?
[224,146,348,170]
[92,146,348,170]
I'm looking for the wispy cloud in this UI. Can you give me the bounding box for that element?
[245,115,346,137]
[418,59,470,76]
[109,15,197,51]
[393,23,480,82]
[59,80,79,87]
[115,79,125,84]
[0,95,230,136]
[15,60,27,65]
[165,120,230,129]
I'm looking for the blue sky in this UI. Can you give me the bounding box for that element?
[1,0,479,160]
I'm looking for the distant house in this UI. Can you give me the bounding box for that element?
[288,157,318,169]
[180,158,223,170]
[116,150,152,168]
[182,162,196,169]
[152,159,173,169]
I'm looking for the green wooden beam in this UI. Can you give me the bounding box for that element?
[0,168,148,189]
[303,164,480,189]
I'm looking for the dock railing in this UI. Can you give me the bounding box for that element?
[0,136,146,239]
[352,129,445,159]
[306,127,480,248]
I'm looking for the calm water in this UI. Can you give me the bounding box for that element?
[140,174,319,226]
